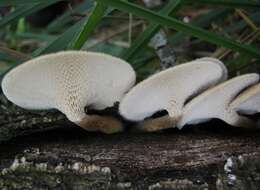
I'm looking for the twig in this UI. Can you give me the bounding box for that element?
[212,30,258,59]
[235,9,259,32]
[0,46,31,61]
[213,9,260,60]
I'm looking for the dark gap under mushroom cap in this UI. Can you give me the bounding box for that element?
[145,110,168,119]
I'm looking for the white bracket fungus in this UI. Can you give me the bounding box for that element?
[119,57,227,131]
[2,52,260,134]
[178,74,259,128]
[1,51,136,134]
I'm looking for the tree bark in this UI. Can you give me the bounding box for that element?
[0,95,260,190]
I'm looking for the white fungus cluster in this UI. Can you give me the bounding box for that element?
[2,51,260,133]
[119,58,260,131]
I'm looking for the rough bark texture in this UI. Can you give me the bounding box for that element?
[0,95,260,190]
[0,94,70,142]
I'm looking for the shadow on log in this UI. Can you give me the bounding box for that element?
[0,95,260,189]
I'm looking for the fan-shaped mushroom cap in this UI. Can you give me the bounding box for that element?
[198,57,228,81]
[119,57,227,131]
[230,83,260,115]
[1,51,136,133]
[178,74,260,129]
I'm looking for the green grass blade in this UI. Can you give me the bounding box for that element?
[69,3,108,50]
[0,0,64,6]
[0,1,59,27]
[97,0,260,59]
[17,32,56,41]
[46,0,94,32]
[184,0,260,8]
[170,8,231,45]
[122,0,182,61]
[33,18,86,56]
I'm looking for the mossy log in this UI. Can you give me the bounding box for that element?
[0,95,260,190]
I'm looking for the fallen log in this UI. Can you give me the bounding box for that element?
[0,95,260,190]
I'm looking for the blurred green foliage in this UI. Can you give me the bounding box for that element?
[0,0,260,78]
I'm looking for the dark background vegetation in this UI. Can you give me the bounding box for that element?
[1,0,260,79]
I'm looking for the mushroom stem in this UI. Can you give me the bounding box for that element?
[76,115,124,134]
[137,115,179,132]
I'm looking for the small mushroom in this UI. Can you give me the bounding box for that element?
[178,74,260,129]
[119,57,227,131]
[1,51,136,134]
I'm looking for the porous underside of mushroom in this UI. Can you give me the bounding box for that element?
[119,57,227,123]
[230,83,260,115]
[178,74,260,129]
[1,51,136,133]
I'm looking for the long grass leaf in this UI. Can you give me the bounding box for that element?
[17,32,57,41]
[69,2,108,50]
[97,0,260,59]
[33,18,86,56]
[122,0,182,61]
[46,0,94,32]
[171,8,231,45]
